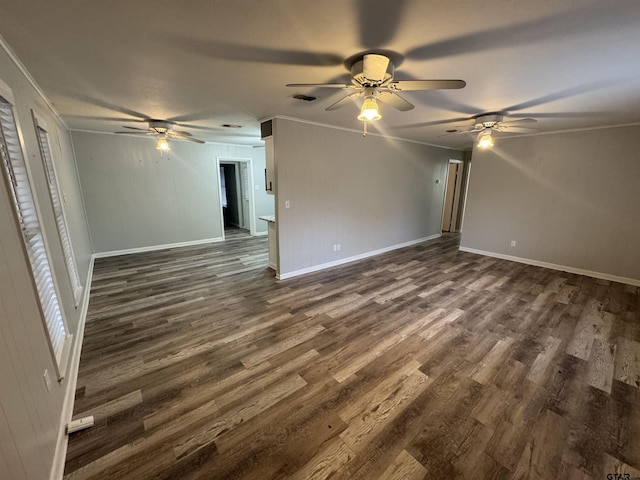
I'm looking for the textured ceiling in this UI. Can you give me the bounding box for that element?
[1,0,639,149]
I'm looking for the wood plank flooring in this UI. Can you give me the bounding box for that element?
[64,234,640,479]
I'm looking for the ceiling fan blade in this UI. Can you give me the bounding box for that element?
[182,137,205,144]
[286,83,353,89]
[121,125,153,132]
[499,126,538,133]
[500,118,537,125]
[326,92,362,111]
[437,129,477,137]
[363,54,390,82]
[389,79,466,91]
[171,129,193,136]
[168,132,205,143]
[115,131,155,135]
[377,91,414,111]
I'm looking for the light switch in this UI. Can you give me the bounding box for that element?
[285,200,290,208]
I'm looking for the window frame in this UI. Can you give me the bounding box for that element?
[0,78,71,380]
[31,109,82,305]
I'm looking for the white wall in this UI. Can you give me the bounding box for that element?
[72,131,273,253]
[273,118,463,277]
[0,43,92,479]
[461,125,640,283]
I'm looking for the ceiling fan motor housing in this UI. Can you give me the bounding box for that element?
[474,114,503,129]
[148,119,172,133]
[351,59,394,87]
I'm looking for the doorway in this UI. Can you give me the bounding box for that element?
[218,157,255,239]
[442,159,464,233]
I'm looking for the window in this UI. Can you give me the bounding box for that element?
[0,92,71,379]
[33,113,82,304]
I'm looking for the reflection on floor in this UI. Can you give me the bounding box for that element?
[224,226,251,240]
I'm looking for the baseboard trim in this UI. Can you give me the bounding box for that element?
[278,234,441,280]
[50,255,95,480]
[459,247,640,287]
[254,231,268,237]
[93,237,225,258]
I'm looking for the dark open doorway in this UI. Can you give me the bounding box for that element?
[219,160,253,239]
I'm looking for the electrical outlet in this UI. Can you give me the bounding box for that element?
[510,240,517,247]
[43,369,52,392]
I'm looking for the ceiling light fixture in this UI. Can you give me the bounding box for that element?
[477,128,494,149]
[156,134,170,151]
[357,90,381,136]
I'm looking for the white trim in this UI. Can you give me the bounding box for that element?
[458,161,472,233]
[0,84,71,379]
[69,129,262,148]
[265,115,466,151]
[441,159,465,234]
[0,77,16,103]
[93,236,224,259]
[254,230,268,237]
[49,255,94,480]
[473,120,640,142]
[459,247,640,287]
[0,34,69,130]
[440,160,452,233]
[215,158,226,240]
[217,156,256,236]
[32,108,83,306]
[277,234,441,280]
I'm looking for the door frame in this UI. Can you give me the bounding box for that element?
[216,156,256,238]
[441,159,464,233]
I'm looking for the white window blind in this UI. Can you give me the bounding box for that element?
[0,95,70,378]
[34,119,82,303]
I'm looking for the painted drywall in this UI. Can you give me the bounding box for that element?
[0,44,92,480]
[461,125,640,283]
[72,132,274,253]
[272,118,463,276]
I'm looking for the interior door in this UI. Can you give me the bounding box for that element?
[442,162,462,232]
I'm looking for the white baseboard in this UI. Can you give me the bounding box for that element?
[93,236,225,258]
[254,231,268,237]
[278,234,441,280]
[50,256,95,480]
[459,246,640,287]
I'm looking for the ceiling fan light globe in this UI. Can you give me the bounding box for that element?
[477,132,494,149]
[357,97,381,122]
[156,136,170,151]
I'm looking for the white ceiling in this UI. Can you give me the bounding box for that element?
[1,0,639,149]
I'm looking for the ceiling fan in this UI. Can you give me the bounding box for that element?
[444,114,538,148]
[116,119,205,150]
[287,53,466,134]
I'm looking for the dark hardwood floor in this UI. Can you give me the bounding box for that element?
[64,234,640,479]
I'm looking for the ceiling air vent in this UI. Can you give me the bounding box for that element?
[292,94,317,102]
